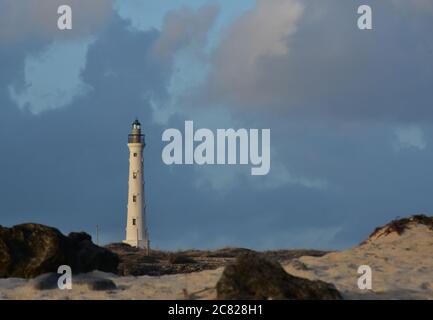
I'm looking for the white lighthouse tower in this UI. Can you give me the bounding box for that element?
[123,119,150,253]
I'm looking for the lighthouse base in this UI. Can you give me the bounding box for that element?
[122,239,150,255]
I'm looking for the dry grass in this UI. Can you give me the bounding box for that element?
[366,214,433,242]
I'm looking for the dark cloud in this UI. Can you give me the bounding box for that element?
[152,4,219,65]
[198,0,433,123]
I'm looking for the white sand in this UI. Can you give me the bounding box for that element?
[0,269,222,300]
[1,222,432,300]
[284,223,433,299]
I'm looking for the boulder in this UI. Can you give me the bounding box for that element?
[216,252,342,300]
[72,272,117,291]
[31,273,60,290]
[0,223,119,278]
[86,278,117,291]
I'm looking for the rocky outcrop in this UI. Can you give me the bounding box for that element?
[106,243,328,277]
[0,223,119,278]
[216,252,342,300]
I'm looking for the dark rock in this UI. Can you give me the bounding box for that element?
[168,254,197,264]
[87,278,117,291]
[0,223,119,278]
[216,252,343,300]
[32,273,60,290]
[71,273,117,291]
[68,232,92,242]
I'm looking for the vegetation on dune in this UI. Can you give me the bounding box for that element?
[366,214,433,241]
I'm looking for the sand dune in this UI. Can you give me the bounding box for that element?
[284,222,433,299]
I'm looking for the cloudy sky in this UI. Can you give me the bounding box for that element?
[1,0,432,250]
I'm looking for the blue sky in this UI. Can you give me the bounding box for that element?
[1,0,433,250]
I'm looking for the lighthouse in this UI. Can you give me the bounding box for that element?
[123,119,150,253]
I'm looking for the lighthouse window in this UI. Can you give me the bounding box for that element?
[132,219,136,226]
[133,195,137,202]
[133,153,137,157]
[133,172,137,179]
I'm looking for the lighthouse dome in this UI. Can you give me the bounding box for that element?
[132,119,141,130]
